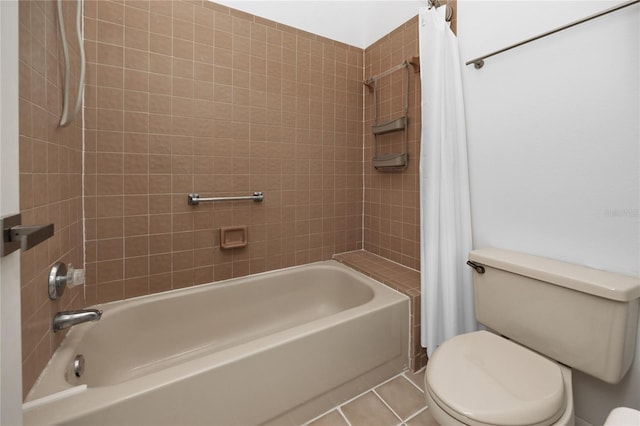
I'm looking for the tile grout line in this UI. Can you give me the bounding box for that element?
[371,388,406,424]
[372,372,429,425]
[303,370,410,425]
[399,370,432,425]
[336,407,353,426]
[403,406,429,424]
[402,369,426,394]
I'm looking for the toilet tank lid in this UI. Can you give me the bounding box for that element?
[469,248,640,302]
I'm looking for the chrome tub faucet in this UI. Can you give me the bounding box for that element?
[52,309,102,332]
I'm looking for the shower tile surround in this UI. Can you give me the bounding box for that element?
[82,0,364,304]
[363,15,421,270]
[363,1,456,270]
[19,0,457,399]
[18,0,85,398]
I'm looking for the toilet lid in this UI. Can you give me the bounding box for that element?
[426,331,566,426]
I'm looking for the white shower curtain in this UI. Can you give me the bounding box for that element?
[419,6,476,356]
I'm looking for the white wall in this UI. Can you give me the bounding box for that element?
[211,0,423,48]
[0,1,24,424]
[458,1,639,424]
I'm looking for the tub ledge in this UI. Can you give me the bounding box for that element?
[23,385,88,411]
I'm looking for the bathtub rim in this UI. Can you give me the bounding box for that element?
[67,259,401,318]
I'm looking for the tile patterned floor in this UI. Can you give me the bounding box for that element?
[303,369,439,426]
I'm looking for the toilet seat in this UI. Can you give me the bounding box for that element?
[425,331,567,426]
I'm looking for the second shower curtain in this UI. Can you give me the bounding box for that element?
[418,6,476,356]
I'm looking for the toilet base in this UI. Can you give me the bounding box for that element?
[424,363,576,426]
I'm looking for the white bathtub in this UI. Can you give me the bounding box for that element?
[24,261,409,425]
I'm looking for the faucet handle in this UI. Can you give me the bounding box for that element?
[48,262,86,300]
[49,262,68,300]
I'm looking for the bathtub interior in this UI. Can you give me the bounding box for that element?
[67,265,377,388]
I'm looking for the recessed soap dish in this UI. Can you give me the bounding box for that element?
[220,226,248,249]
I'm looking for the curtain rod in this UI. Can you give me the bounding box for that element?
[466,0,639,69]
[428,0,453,22]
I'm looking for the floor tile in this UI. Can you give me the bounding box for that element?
[375,376,426,420]
[405,368,426,392]
[306,409,349,426]
[341,391,401,426]
[406,408,440,426]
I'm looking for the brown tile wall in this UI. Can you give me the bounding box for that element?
[19,0,85,398]
[363,18,421,270]
[362,0,456,271]
[82,0,364,305]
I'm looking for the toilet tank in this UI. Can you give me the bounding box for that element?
[469,248,640,384]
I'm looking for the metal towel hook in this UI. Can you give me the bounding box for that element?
[466,260,485,274]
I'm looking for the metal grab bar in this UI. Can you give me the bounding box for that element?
[188,192,264,205]
[466,0,639,69]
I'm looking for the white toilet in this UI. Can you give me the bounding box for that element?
[424,248,640,426]
[604,407,640,425]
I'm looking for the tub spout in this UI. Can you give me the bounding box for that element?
[52,309,102,332]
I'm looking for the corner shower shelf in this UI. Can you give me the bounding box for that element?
[366,60,414,172]
[372,116,407,136]
[373,153,408,169]
[372,116,408,170]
